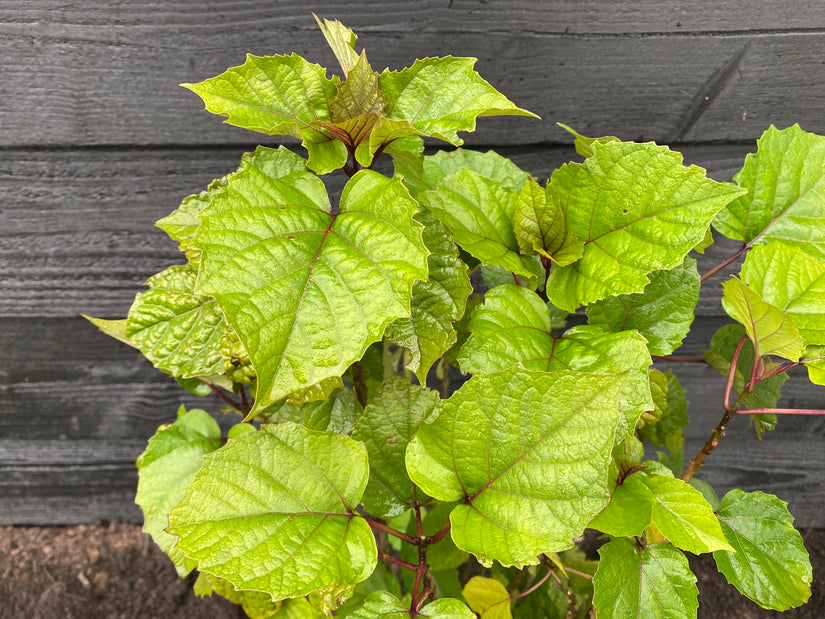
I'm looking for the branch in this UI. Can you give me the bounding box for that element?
[378,552,417,571]
[700,242,749,282]
[196,378,244,412]
[738,408,825,416]
[425,521,451,545]
[362,517,418,546]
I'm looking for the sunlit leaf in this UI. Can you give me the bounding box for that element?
[463,576,512,618]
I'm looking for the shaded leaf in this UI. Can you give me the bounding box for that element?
[589,472,654,538]
[513,177,583,266]
[463,576,512,618]
[260,387,361,435]
[194,571,282,618]
[351,591,474,618]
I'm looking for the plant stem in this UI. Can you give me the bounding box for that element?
[509,568,554,601]
[197,378,244,412]
[425,521,451,545]
[377,552,417,571]
[738,408,825,415]
[512,272,523,287]
[362,517,418,546]
[239,386,252,414]
[700,242,749,282]
[651,354,707,364]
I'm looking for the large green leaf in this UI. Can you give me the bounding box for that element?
[589,472,654,538]
[126,264,228,378]
[545,140,746,312]
[135,408,223,576]
[167,422,377,601]
[351,377,439,518]
[183,54,347,174]
[713,489,812,611]
[191,148,428,414]
[593,538,699,619]
[463,576,512,618]
[405,367,649,568]
[513,177,583,266]
[721,277,806,361]
[741,241,825,345]
[713,124,825,258]
[378,57,538,147]
[586,257,700,356]
[351,591,474,619]
[386,212,472,382]
[421,170,543,281]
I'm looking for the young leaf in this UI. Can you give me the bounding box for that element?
[405,367,649,567]
[722,277,806,361]
[642,474,734,554]
[557,123,620,158]
[314,15,359,76]
[351,591,474,619]
[125,264,228,378]
[386,212,473,382]
[589,472,654,538]
[183,54,347,174]
[513,177,583,266]
[351,376,439,518]
[740,241,825,345]
[593,538,699,619]
[260,387,361,435]
[167,422,377,602]
[463,576,512,618]
[330,52,385,120]
[713,489,812,611]
[545,140,746,312]
[135,408,223,577]
[421,170,543,281]
[586,257,701,356]
[713,124,825,258]
[378,56,538,147]
[191,148,428,414]
[82,315,133,348]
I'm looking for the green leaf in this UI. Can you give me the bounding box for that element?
[330,51,385,120]
[741,241,825,345]
[593,538,699,619]
[642,474,734,553]
[463,576,512,618]
[804,345,825,385]
[379,57,538,147]
[82,315,133,348]
[167,422,377,601]
[386,212,473,382]
[722,277,806,361]
[183,54,347,174]
[713,124,825,258]
[135,408,223,576]
[589,472,654,538]
[351,377,439,518]
[194,571,282,619]
[514,177,584,267]
[586,257,700,356]
[557,123,620,158]
[125,264,228,378]
[335,562,402,618]
[713,489,812,611]
[638,370,688,475]
[261,387,361,434]
[191,148,428,414]
[422,170,543,281]
[406,366,649,567]
[350,591,474,619]
[314,15,359,76]
[545,140,746,312]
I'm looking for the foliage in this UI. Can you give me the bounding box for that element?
[88,17,824,618]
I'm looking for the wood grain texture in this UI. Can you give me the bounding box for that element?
[3,4,825,146]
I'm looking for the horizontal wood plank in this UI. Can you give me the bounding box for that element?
[3,14,825,146]
[0,144,753,318]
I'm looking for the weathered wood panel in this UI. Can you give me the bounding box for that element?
[0,144,752,318]
[3,6,825,146]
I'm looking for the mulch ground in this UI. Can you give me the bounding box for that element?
[0,523,822,618]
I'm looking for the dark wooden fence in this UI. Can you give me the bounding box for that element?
[2,1,824,526]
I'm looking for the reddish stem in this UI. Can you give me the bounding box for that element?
[738,408,825,416]
[700,242,749,282]
[512,272,523,287]
[509,568,554,602]
[758,353,825,382]
[425,521,451,545]
[723,335,748,412]
[196,378,244,412]
[362,517,418,546]
[378,552,417,571]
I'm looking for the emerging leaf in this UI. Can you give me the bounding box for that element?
[713,124,825,258]
[191,147,428,414]
[713,489,812,611]
[513,177,583,266]
[314,15,360,76]
[557,123,620,158]
[135,408,223,576]
[593,539,699,619]
[545,140,746,312]
[351,591,474,618]
[167,422,377,602]
[586,257,701,356]
[405,367,649,567]
[463,576,512,618]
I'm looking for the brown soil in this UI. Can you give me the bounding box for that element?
[0,523,822,618]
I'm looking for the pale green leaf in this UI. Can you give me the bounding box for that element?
[314,15,359,76]
[545,140,746,312]
[741,241,825,345]
[135,408,222,577]
[689,479,720,512]
[406,367,649,567]
[351,377,439,518]
[804,345,825,385]
[643,474,734,553]
[194,571,282,619]
[261,387,361,435]
[557,123,620,158]
[126,264,227,378]
[331,52,385,120]
[422,170,544,281]
[335,562,402,618]
[593,538,699,619]
[167,422,377,601]
[351,591,474,619]
[82,315,133,348]
[713,489,812,611]
[693,227,714,254]
[386,212,472,382]
[513,177,583,266]
[722,277,806,361]
[463,576,512,618]
[713,124,825,257]
[589,472,654,538]
[586,257,700,355]
[379,57,538,146]
[191,148,428,414]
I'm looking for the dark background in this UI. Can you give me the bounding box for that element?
[2,1,824,527]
